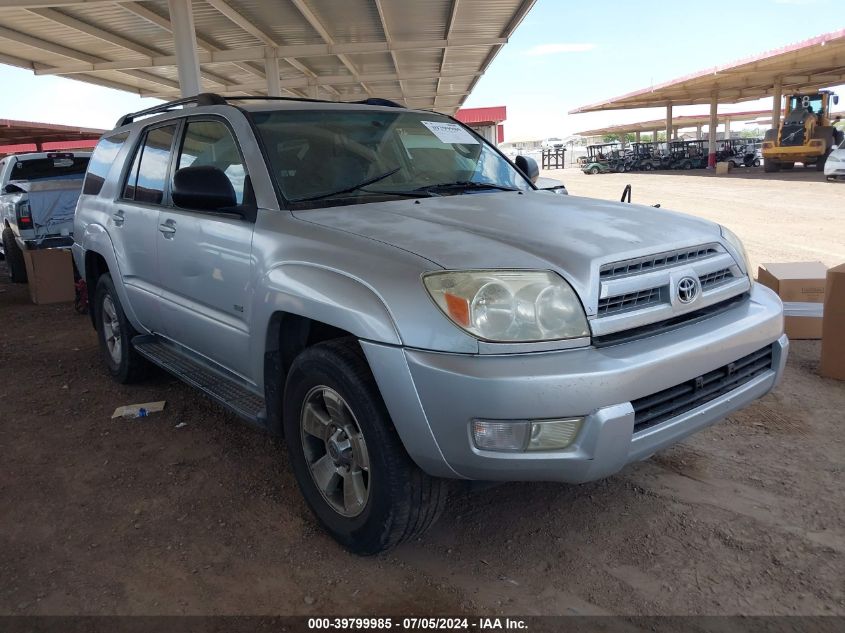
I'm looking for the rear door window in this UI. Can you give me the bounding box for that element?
[122,124,178,205]
[83,132,129,196]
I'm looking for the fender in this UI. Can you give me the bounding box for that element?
[79,222,147,333]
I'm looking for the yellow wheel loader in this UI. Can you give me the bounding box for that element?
[762,90,843,172]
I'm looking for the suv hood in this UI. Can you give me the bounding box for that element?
[292,191,722,314]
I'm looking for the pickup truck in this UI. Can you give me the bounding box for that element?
[1,151,91,282]
[73,94,787,554]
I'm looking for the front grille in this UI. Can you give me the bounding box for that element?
[699,268,734,289]
[597,286,664,316]
[631,344,774,433]
[600,245,720,279]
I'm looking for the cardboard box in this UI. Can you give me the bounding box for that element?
[820,263,845,380]
[716,161,732,175]
[757,262,827,339]
[22,247,75,304]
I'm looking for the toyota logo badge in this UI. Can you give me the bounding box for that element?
[677,276,699,304]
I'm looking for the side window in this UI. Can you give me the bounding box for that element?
[83,132,129,196]
[176,119,246,204]
[122,124,177,204]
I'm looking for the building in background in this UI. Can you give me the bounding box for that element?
[455,106,506,145]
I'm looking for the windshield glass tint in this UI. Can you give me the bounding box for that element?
[251,109,531,204]
[11,156,89,182]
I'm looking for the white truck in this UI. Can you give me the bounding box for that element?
[0,151,91,282]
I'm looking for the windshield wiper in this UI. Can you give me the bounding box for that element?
[291,167,401,203]
[415,181,520,193]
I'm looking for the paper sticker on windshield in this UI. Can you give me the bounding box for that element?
[421,121,479,144]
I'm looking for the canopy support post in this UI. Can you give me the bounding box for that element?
[265,55,281,97]
[772,78,783,132]
[708,96,718,168]
[665,103,673,144]
[167,0,202,97]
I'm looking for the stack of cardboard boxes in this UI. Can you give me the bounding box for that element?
[757,261,844,381]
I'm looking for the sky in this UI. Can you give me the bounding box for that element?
[0,0,842,141]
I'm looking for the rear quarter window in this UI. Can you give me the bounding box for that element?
[83,133,129,196]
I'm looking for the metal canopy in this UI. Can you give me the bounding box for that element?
[575,110,774,137]
[0,0,535,114]
[0,117,104,145]
[570,29,845,113]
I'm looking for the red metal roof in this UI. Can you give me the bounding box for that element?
[0,119,104,153]
[455,106,507,125]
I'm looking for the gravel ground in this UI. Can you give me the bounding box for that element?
[1,171,844,617]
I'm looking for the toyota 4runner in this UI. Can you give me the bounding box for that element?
[74,94,787,554]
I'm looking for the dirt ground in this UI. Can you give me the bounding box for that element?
[2,171,844,617]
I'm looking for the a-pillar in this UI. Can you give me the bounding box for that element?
[265,55,281,97]
[707,96,718,168]
[167,0,202,97]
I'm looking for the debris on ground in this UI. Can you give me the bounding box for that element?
[111,401,166,419]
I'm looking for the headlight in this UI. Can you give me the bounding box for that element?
[720,225,753,284]
[828,154,843,163]
[423,270,589,342]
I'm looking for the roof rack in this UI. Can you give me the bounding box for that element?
[116,93,226,127]
[116,92,408,128]
[227,95,405,108]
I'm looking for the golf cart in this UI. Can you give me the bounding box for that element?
[581,142,622,174]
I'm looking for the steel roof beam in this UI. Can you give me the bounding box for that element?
[119,0,265,81]
[373,0,405,103]
[26,6,230,87]
[288,0,372,96]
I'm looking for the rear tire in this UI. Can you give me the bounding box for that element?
[283,338,448,555]
[94,274,149,383]
[816,152,830,172]
[2,227,27,283]
[589,166,599,175]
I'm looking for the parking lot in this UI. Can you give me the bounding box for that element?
[2,170,843,618]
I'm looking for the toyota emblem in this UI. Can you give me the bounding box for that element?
[677,276,699,304]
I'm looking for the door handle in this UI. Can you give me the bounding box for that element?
[112,211,125,226]
[158,220,176,238]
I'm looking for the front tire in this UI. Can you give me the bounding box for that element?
[94,274,148,383]
[2,227,27,283]
[283,338,448,555]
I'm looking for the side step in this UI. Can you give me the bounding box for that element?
[132,335,266,426]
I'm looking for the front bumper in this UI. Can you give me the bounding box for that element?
[362,283,786,482]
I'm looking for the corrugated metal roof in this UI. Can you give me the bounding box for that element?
[570,29,845,113]
[0,0,537,113]
[455,105,506,125]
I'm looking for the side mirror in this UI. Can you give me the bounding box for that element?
[834,95,840,106]
[172,165,238,213]
[515,155,540,184]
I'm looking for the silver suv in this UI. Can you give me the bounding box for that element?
[74,94,787,554]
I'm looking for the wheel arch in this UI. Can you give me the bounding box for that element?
[258,262,402,435]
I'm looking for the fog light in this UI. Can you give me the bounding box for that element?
[527,418,582,450]
[472,420,529,451]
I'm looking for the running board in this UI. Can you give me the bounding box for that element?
[132,335,266,427]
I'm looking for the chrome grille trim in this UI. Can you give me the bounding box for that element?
[592,243,750,336]
[600,244,722,280]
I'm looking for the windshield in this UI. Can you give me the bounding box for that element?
[789,94,823,113]
[10,156,89,182]
[251,109,532,207]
